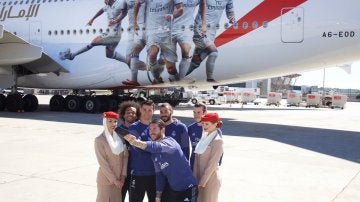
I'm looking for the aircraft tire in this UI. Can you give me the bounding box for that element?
[0,94,5,111]
[65,95,82,112]
[191,98,198,104]
[83,97,100,113]
[50,95,65,111]
[209,99,216,105]
[23,94,38,112]
[5,94,24,112]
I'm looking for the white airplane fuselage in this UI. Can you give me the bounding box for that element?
[1,0,360,90]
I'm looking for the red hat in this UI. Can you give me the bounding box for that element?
[103,111,119,119]
[201,113,220,122]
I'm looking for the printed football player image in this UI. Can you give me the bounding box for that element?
[186,0,236,82]
[170,0,206,79]
[59,0,131,68]
[140,0,184,84]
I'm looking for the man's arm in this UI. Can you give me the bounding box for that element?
[200,0,207,34]
[165,2,183,22]
[109,8,128,26]
[225,0,236,24]
[133,0,141,31]
[87,9,105,26]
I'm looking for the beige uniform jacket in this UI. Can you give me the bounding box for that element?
[94,133,128,186]
[193,134,223,202]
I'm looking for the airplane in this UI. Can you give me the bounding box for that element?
[0,0,359,113]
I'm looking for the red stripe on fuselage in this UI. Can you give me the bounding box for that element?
[214,0,307,47]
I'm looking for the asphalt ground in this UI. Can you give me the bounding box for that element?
[0,96,359,202]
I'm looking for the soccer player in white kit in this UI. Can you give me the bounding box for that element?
[186,0,236,82]
[122,0,148,86]
[59,0,129,66]
[168,0,206,80]
[142,0,184,84]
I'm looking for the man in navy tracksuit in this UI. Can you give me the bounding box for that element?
[159,103,190,160]
[125,119,198,202]
[127,100,156,202]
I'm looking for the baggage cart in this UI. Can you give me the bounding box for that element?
[331,94,347,109]
[240,92,257,104]
[266,92,282,106]
[287,92,302,107]
[306,94,321,108]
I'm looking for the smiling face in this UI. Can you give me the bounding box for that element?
[106,118,118,133]
[202,121,217,134]
[149,123,165,141]
[124,107,137,125]
[193,106,206,123]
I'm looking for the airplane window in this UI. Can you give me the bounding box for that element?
[86,29,89,34]
[14,1,18,5]
[54,30,58,35]
[92,29,96,34]
[49,0,52,2]
[99,28,103,33]
[263,21,268,28]
[242,22,248,29]
[233,22,238,29]
[79,29,83,35]
[14,31,17,35]
[2,2,6,6]
[8,1,12,5]
[106,28,110,33]
[60,30,64,35]
[31,0,35,4]
[73,29,76,35]
[121,28,124,32]
[37,0,40,3]
[48,30,52,36]
[252,21,258,29]
[66,30,70,35]
[26,0,29,3]
[54,0,57,2]
[20,1,24,4]
[215,24,220,30]
[224,23,229,29]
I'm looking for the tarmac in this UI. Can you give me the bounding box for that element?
[0,95,359,202]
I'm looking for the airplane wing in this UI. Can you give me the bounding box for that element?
[0,25,42,66]
[0,25,69,88]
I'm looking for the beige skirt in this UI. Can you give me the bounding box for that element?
[96,184,122,202]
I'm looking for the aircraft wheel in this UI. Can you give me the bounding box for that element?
[0,94,5,111]
[65,95,82,112]
[209,99,215,105]
[5,94,24,112]
[23,94,38,112]
[83,97,100,113]
[50,95,65,111]
[191,98,198,104]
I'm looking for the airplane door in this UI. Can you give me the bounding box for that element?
[281,7,304,43]
[29,21,42,45]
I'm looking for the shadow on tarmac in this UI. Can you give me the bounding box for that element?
[1,105,360,164]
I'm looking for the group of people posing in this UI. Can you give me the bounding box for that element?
[60,0,236,85]
[95,100,223,202]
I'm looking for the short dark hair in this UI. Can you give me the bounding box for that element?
[118,101,140,122]
[150,118,166,130]
[194,103,207,112]
[141,99,155,110]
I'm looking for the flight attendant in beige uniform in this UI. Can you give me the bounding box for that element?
[193,113,223,202]
[95,111,128,202]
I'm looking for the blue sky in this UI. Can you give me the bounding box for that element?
[295,61,360,89]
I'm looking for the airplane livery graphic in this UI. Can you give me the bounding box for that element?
[0,0,359,112]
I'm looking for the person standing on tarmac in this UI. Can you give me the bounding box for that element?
[193,113,223,202]
[124,119,198,202]
[116,101,140,201]
[94,111,128,202]
[159,103,190,160]
[127,100,156,202]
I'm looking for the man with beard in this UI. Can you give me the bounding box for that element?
[159,103,190,160]
[124,119,198,202]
